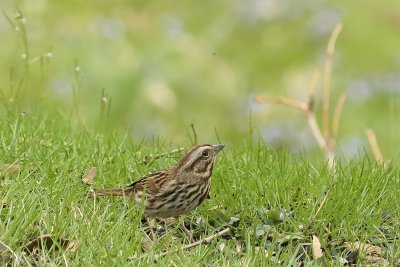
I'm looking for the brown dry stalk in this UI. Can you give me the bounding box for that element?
[332,93,347,138]
[255,75,328,155]
[254,24,344,169]
[322,23,343,141]
[306,68,333,165]
[306,113,326,150]
[254,77,330,163]
[307,68,321,110]
[365,129,383,164]
[254,96,307,111]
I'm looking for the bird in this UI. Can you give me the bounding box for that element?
[92,144,224,239]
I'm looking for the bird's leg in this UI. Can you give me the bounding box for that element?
[159,217,177,235]
[146,217,157,241]
[162,217,193,241]
[179,220,193,243]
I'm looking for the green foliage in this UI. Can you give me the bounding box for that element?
[0,2,399,264]
[0,112,399,265]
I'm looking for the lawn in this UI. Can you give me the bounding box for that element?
[1,2,399,266]
[1,112,399,266]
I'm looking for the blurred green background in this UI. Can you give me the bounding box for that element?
[0,0,399,158]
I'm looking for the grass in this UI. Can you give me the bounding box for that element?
[1,5,399,266]
[0,111,399,266]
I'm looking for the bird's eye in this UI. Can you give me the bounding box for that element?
[202,150,209,157]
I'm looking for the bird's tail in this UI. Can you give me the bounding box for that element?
[91,187,134,196]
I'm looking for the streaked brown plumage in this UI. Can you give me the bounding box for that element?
[94,144,224,219]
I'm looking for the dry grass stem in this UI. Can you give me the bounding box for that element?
[322,23,343,140]
[254,96,307,111]
[254,24,345,168]
[332,93,347,138]
[307,68,321,109]
[306,113,326,150]
[0,240,16,256]
[365,129,383,164]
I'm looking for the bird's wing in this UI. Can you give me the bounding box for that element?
[129,169,173,194]
[94,169,174,197]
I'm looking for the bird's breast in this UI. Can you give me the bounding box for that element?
[144,180,211,218]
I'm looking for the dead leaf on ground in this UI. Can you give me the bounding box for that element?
[345,241,389,266]
[141,236,153,252]
[0,164,20,174]
[0,240,14,266]
[254,246,269,257]
[0,240,12,253]
[217,242,225,252]
[345,241,381,256]
[22,234,79,254]
[66,240,79,253]
[70,202,82,221]
[235,242,242,253]
[39,139,53,147]
[81,167,97,184]
[0,240,13,254]
[312,235,323,260]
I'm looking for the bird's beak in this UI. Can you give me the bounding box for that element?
[212,144,225,154]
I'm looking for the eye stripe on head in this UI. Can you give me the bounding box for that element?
[177,144,212,171]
